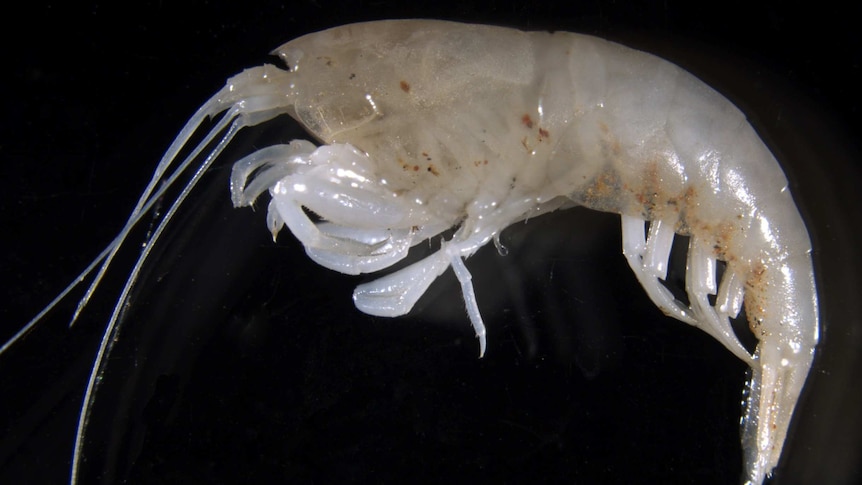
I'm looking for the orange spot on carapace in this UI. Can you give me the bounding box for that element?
[400,80,410,93]
[521,114,534,129]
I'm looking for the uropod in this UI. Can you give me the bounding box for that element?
[3,20,819,484]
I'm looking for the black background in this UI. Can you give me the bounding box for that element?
[1,1,860,484]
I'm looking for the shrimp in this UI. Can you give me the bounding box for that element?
[3,20,818,484]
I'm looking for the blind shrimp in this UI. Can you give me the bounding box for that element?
[2,20,820,484]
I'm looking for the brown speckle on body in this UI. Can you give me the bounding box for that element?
[744,262,770,337]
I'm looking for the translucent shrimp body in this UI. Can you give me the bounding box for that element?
[7,20,818,484]
[231,21,818,483]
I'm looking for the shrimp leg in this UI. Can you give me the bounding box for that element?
[351,241,489,357]
[621,215,754,364]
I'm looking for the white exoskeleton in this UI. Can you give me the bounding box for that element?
[5,20,819,484]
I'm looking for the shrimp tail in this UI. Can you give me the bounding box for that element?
[743,336,817,484]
